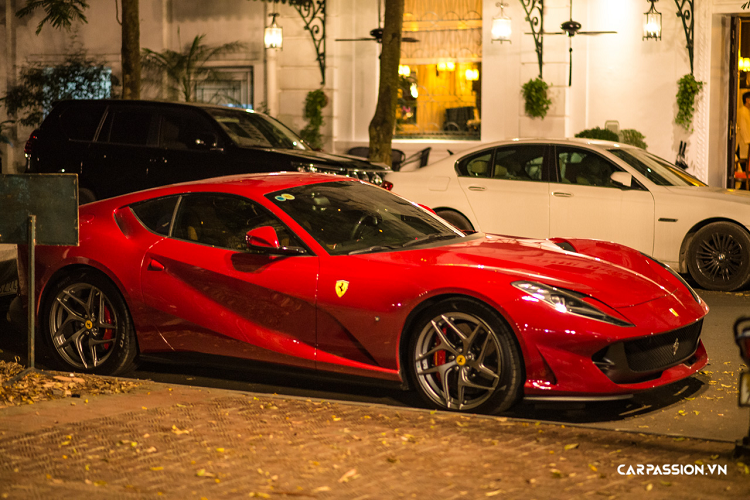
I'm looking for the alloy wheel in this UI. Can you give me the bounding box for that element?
[413,312,503,410]
[48,283,119,370]
[695,232,743,283]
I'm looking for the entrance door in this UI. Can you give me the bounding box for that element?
[728,17,740,188]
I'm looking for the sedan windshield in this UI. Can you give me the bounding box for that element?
[206,108,308,150]
[609,148,706,187]
[267,181,464,255]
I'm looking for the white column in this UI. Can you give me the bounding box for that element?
[266,48,279,116]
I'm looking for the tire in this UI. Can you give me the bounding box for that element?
[41,269,137,375]
[407,298,523,413]
[79,188,96,205]
[436,210,473,231]
[686,222,750,291]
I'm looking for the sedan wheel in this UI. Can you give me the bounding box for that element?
[43,270,137,375]
[687,222,750,292]
[408,299,522,413]
[435,210,473,232]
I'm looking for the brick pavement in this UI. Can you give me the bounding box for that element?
[0,380,749,500]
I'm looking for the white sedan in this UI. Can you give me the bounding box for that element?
[386,138,750,291]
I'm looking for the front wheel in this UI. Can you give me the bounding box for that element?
[686,222,750,291]
[41,269,137,375]
[407,298,523,413]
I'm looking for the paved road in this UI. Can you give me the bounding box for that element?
[2,280,749,443]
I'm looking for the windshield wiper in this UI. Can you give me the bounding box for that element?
[401,233,460,248]
[348,244,402,255]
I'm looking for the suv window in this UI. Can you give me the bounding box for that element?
[492,145,545,181]
[158,111,219,150]
[99,109,156,145]
[131,196,179,235]
[172,193,300,250]
[456,150,493,177]
[59,103,106,141]
[205,108,307,150]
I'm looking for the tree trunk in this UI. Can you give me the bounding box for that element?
[121,0,141,99]
[368,0,404,168]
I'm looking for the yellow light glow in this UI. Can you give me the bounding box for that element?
[398,64,411,77]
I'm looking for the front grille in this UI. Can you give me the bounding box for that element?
[293,162,389,187]
[592,320,703,384]
[624,320,702,372]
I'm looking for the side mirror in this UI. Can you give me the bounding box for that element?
[246,226,307,255]
[418,203,436,215]
[194,132,220,150]
[610,171,633,188]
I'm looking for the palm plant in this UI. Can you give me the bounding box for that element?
[141,34,246,102]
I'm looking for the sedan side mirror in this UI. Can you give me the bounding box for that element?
[246,226,307,255]
[610,171,633,189]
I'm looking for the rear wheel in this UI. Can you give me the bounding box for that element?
[41,269,137,375]
[687,222,750,291]
[407,298,522,413]
[435,210,473,231]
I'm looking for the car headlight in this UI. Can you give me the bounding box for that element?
[512,281,633,327]
[642,253,702,304]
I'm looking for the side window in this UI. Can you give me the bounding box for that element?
[158,111,220,150]
[456,150,493,178]
[99,109,156,145]
[556,147,621,188]
[172,193,301,250]
[492,145,545,181]
[130,196,179,236]
[59,103,106,141]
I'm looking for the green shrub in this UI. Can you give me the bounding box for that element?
[620,129,648,149]
[574,127,619,141]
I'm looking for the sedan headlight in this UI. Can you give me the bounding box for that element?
[512,281,633,327]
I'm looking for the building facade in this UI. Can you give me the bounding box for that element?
[1,0,749,188]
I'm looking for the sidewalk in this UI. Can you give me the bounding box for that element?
[1,369,749,500]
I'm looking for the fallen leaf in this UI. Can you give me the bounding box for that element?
[338,468,357,483]
[564,443,579,451]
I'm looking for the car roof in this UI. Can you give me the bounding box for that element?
[90,173,363,208]
[54,98,266,116]
[441,137,631,159]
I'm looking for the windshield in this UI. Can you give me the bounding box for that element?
[267,181,464,255]
[206,108,308,150]
[609,148,706,187]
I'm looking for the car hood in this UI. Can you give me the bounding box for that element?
[399,235,670,308]
[663,185,750,203]
[261,148,391,171]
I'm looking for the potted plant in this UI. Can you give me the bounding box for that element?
[675,74,704,132]
[300,89,328,150]
[521,78,552,119]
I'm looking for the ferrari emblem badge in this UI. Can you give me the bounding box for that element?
[456,355,467,366]
[335,280,349,298]
[85,320,93,330]
[672,338,680,356]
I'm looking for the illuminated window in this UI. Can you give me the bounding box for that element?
[397,0,482,140]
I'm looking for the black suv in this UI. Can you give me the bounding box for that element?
[25,100,390,203]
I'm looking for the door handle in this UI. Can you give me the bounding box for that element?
[552,192,573,197]
[467,186,486,191]
[147,259,165,272]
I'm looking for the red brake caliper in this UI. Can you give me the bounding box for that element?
[102,306,114,350]
[433,327,448,387]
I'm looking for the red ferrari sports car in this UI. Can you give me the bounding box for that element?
[16,172,708,413]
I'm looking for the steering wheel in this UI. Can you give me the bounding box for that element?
[350,213,380,240]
